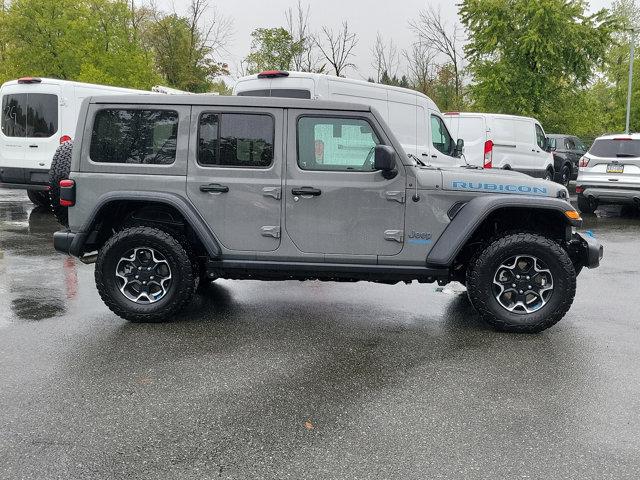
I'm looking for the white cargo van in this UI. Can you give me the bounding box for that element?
[0,77,151,205]
[232,70,463,166]
[444,112,554,179]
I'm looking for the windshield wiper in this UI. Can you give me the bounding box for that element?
[408,153,428,166]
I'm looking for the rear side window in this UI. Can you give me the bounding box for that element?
[297,116,380,171]
[90,109,178,165]
[198,113,274,167]
[589,139,640,158]
[237,89,311,99]
[2,93,58,138]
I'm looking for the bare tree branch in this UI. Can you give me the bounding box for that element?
[315,21,358,77]
[403,42,437,94]
[371,32,400,82]
[409,5,464,105]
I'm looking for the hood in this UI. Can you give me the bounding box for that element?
[416,166,568,199]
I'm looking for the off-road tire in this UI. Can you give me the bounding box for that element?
[48,141,73,226]
[95,226,196,322]
[466,233,576,333]
[27,189,50,208]
[577,194,597,214]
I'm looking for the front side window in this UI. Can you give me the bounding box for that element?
[565,138,576,150]
[2,93,58,138]
[297,116,380,171]
[198,113,274,167]
[431,114,454,155]
[90,109,178,165]
[535,124,546,149]
[574,138,587,153]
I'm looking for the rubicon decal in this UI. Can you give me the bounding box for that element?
[451,181,548,195]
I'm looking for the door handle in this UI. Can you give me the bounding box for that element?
[200,183,229,193]
[292,187,321,196]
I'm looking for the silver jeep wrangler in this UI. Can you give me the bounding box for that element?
[53,95,602,333]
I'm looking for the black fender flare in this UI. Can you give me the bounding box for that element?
[77,191,222,258]
[426,194,580,267]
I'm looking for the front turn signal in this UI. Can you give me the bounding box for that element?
[565,210,581,221]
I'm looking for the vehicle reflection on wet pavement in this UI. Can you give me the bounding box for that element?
[1,189,640,479]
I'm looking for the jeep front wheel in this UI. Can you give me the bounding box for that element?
[466,233,576,333]
[95,226,196,322]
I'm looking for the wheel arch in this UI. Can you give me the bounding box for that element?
[74,191,221,258]
[426,195,580,268]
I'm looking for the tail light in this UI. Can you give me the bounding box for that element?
[59,179,75,207]
[575,185,584,194]
[483,140,493,168]
[578,156,590,168]
[60,135,72,144]
[257,70,289,79]
[17,77,42,84]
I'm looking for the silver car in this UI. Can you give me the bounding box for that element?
[576,134,640,213]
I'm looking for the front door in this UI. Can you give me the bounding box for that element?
[186,107,283,253]
[285,111,406,257]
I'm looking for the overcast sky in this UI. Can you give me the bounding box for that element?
[157,0,617,80]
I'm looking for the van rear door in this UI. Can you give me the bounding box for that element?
[444,114,486,167]
[1,81,60,173]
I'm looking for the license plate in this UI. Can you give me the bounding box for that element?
[607,164,624,174]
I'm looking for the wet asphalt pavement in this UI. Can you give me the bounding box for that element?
[1,188,639,479]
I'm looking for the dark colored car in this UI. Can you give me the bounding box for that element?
[547,135,588,186]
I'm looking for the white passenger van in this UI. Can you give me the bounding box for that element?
[232,70,463,166]
[0,77,151,205]
[444,112,554,179]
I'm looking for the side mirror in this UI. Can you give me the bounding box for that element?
[453,138,464,158]
[374,145,397,179]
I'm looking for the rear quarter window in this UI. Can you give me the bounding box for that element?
[90,109,179,165]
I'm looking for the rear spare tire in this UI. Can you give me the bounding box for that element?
[48,141,73,226]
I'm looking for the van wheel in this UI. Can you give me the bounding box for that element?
[48,141,73,227]
[577,194,597,214]
[558,164,571,187]
[95,226,196,322]
[466,233,576,333]
[27,190,50,208]
[543,168,554,181]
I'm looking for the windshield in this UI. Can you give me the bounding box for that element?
[589,139,640,158]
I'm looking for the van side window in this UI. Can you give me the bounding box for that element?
[90,109,178,165]
[2,93,58,138]
[198,113,274,167]
[535,124,546,149]
[297,116,380,172]
[430,115,453,155]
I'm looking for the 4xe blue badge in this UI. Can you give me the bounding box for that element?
[408,230,432,245]
[452,181,548,195]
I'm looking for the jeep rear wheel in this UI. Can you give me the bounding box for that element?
[95,226,195,322]
[466,233,576,333]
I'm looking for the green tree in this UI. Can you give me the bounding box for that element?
[245,27,302,73]
[460,0,616,123]
[143,0,231,93]
[0,0,159,89]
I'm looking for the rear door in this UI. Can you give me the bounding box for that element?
[285,110,406,258]
[1,89,27,169]
[444,114,486,166]
[186,106,284,253]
